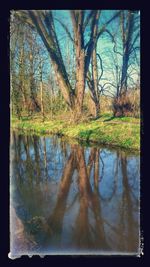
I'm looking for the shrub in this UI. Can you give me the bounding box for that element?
[113,89,140,117]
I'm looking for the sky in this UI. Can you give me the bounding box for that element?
[53,10,140,87]
[11,10,140,95]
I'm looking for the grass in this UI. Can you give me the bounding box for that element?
[11,114,140,151]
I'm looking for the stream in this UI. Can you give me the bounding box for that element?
[10,131,140,256]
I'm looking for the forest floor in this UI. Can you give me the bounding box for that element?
[11,114,140,151]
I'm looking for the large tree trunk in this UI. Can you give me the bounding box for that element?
[70,11,86,121]
[75,50,85,118]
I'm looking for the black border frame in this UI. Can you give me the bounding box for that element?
[0,0,148,266]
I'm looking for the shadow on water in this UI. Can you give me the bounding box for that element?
[10,131,140,255]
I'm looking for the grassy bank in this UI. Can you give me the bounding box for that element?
[11,114,140,151]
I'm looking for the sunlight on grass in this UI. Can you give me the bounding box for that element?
[11,114,140,151]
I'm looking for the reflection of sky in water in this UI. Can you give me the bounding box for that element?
[10,132,140,255]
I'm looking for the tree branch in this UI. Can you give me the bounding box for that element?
[97,11,121,39]
[83,10,96,32]
[54,17,74,43]
[85,10,100,75]
[97,53,103,82]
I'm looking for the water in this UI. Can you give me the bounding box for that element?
[10,131,140,256]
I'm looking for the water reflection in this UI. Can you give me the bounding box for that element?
[10,132,140,255]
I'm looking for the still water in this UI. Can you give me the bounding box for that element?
[10,131,140,256]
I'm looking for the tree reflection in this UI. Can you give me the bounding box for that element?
[45,149,76,246]
[118,151,139,252]
[11,132,140,253]
[73,146,108,250]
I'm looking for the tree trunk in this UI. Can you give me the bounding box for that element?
[40,81,44,119]
[29,52,41,113]
[15,10,121,120]
[71,11,86,121]
[74,50,85,120]
[95,100,100,118]
[28,10,74,110]
[120,10,134,96]
[113,11,135,117]
[39,62,44,120]
[28,10,101,121]
[92,47,100,118]
[120,53,129,95]
[87,47,100,118]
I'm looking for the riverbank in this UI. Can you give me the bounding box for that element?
[11,114,140,151]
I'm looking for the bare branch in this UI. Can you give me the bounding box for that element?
[54,17,74,43]
[129,32,140,54]
[97,53,103,82]
[101,82,117,88]
[97,11,121,39]
[113,42,123,57]
[83,10,97,32]
[85,10,100,75]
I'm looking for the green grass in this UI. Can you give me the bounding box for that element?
[11,114,140,151]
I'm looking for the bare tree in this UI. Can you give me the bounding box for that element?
[112,11,140,116]
[15,10,120,121]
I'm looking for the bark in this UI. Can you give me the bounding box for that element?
[92,47,100,117]
[95,101,100,118]
[71,11,86,118]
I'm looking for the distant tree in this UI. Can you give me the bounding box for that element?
[98,10,140,116]
[28,32,41,113]
[119,11,140,95]
[112,10,140,116]
[10,18,27,118]
[87,48,103,118]
[10,13,50,118]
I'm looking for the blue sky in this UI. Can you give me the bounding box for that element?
[51,10,140,94]
[12,10,140,94]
